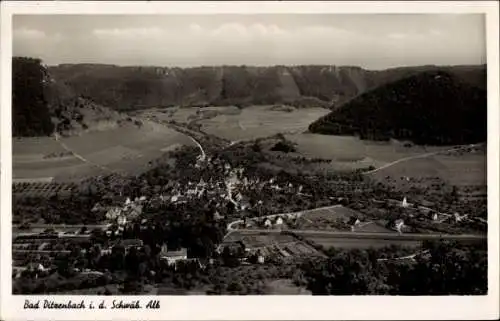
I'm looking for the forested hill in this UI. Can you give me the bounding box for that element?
[47,63,486,111]
[12,56,486,138]
[308,70,487,145]
[12,57,54,136]
[12,57,126,137]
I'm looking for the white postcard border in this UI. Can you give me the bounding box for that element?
[1,1,499,320]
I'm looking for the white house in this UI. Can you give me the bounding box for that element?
[213,211,224,221]
[395,219,405,233]
[402,197,409,208]
[27,263,45,272]
[454,213,468,223]
[159,244,188,266]
[117,215,127,226]
[275,217,284,226]
[105,207,122,220]
[101,247,112,255]
[91,203,104,212]
[264,219,272,228]
[125,204,142,220]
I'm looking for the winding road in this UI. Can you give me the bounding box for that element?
[220,200,485,253]
[143,117,207,161]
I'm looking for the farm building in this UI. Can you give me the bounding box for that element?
[117,215,127,226]
[100,247,112,255]
[223,241,247,254]
[395,219,405,233]
[120,239,143,250]
[105,207,122,220]
[454,212,468,222]
[27,262,46,272]
[346,216,361,226]
[92,202,105,212]
[213,211,224,221]
[123,204,143,220]
[159,243,188,265]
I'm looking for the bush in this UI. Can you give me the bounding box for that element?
[270,141,296,153]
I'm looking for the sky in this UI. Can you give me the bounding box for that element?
[12,14,486,70]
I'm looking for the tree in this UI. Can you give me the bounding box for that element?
[227,281,243,294]
[221,247,240,268]
[121,277,144,294]
[12,57,54,137]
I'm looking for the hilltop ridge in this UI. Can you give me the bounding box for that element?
[12,57,486,139]
[48,63,486,110]
[308,70,487,145]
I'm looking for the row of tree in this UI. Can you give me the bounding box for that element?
[300,240,487,295]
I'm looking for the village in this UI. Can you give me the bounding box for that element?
[12,149,485,291]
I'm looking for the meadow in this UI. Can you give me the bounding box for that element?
[13,121,194,182]
[369,149,486,187]
[199,105,330,141]
[304,235,422,249]
[297,206,395,233]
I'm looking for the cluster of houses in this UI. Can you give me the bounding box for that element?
[385,197,475,233]
[12,240,196,280]
[91,196,146,236]
[218,240,266,264]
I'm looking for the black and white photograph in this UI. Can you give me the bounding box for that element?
[1,1,499,320]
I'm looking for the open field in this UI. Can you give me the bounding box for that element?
[370,151,486,187]
[302,205,361,221]
[13,137,66,156]
[139,106,241,124]
[292,205,394,233]
[13,121,195,181]
[281,133,486,185]
[224,231,296,246]
[304,235,422,249]
[352,221,395,233]
[284,133,452,170]
[199,105,330,141]
[13,177,55,183]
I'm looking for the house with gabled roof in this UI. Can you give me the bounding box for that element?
[159,243,188,267]
[105,207,122,221]
[120,239,143,250]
